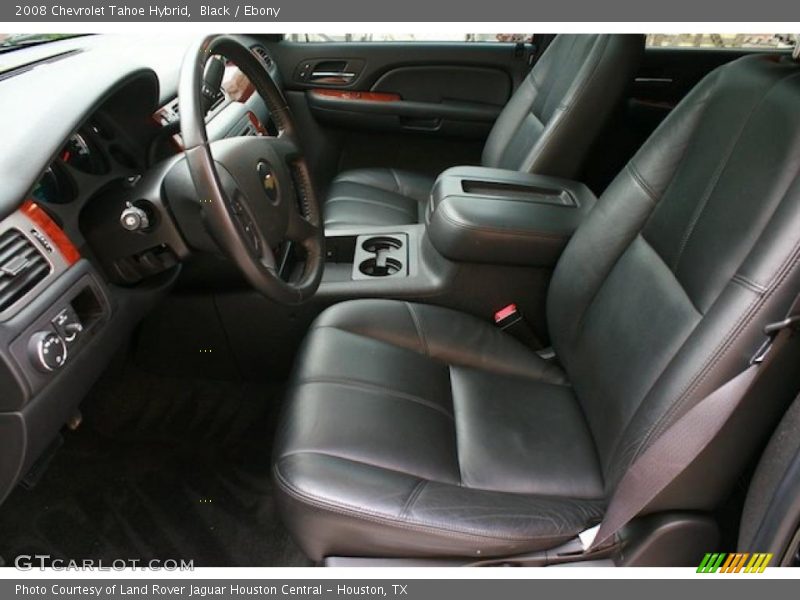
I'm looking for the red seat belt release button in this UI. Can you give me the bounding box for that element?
[494,303,543,349]
[494,303,520,328]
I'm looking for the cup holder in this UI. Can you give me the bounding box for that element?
[359,256,403,277]
[362,236,403,253]
[352,233,408,280]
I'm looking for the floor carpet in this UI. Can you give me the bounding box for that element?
[0,367,310,567]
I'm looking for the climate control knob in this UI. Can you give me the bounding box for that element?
[29,331,68,372]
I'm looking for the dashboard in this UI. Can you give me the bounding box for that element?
[0,33,277,507]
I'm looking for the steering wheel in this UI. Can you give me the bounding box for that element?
[178,35,324,304]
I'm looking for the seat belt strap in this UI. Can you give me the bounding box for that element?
[588,295,800,552]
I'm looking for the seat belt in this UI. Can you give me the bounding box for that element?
[586,295,800,553]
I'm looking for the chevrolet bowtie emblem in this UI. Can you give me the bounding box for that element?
[256,160,278,204]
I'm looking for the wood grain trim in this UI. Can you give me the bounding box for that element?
[310,89,401,102]
[21,200,81,266]
[246,112,269,136]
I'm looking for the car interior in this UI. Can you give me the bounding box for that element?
[0,32,800,568]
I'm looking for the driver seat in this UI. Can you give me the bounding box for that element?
[274,53,800,560]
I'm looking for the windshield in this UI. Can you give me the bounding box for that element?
[0,33,85,53]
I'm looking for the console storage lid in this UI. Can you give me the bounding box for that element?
[427,166,597,267]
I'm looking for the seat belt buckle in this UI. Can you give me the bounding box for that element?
[750,314,800,365]
[494,304,543,349]
[494,303,521,328]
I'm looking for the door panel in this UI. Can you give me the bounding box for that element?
[275,41,530,93]
[306,85,502,138]
[306,65,509,138]
[373,65,511,105]
[267,40,533,189]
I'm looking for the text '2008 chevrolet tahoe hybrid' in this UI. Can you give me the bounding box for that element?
[0,32,799,568]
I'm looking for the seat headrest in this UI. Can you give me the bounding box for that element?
[794,35,800,62]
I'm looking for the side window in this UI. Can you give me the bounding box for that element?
[645,34,796,50]
[284,34,532,43]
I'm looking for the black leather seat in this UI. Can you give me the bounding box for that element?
[275,53,800,560]
[323,34,644,229]
[323,168,434,229]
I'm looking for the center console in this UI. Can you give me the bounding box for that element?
[320,222,447,299]
[319,166,597,301]
[426,166,596,267]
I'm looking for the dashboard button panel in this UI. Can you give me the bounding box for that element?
[5,272,109,408]
[28,330,68,372]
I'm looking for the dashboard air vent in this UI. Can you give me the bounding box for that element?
[251,45,273,68]
[0,229,51,312]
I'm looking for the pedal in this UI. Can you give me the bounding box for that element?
[19,433,63,490]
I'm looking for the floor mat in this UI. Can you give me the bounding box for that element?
[0,368,310,567]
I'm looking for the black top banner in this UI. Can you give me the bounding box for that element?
[3,0,800,22]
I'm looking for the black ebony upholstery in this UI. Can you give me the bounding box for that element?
[276,53,800,560]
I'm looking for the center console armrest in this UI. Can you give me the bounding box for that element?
[427,166,596,267]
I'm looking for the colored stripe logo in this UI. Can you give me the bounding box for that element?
[697,553,773,573]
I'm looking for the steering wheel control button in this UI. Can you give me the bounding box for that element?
[242,221,261,254]
[257,161,279,204]
[120,201,150,231]
[226,198,261,254]
[29,330,68,372]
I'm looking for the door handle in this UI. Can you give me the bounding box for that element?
[311,71,355,79]
[310,71,356,84]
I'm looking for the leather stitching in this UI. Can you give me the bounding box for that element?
[326,194,418,215]
[291,161,315,221]
[296,377,454,420]
[732,273,768,294]
[637,116,800,456]
[556,35,606,112]
[278,451,444,484]
[448,365,465,487]
[673,74,789,273]
[602,70,757,476]
[495,77,540,169]
[406,302,430,356]
[634,78,719,252]
[399,480,427,520]
[389,168,403,195]
[523,35,608,173]
[630,241,800,474]
[437,204,569,241]
[274,464,600,543]
[535,34,582,119]
[311,322,566,385]
[625,163,659,205]
[574,234,643,338]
